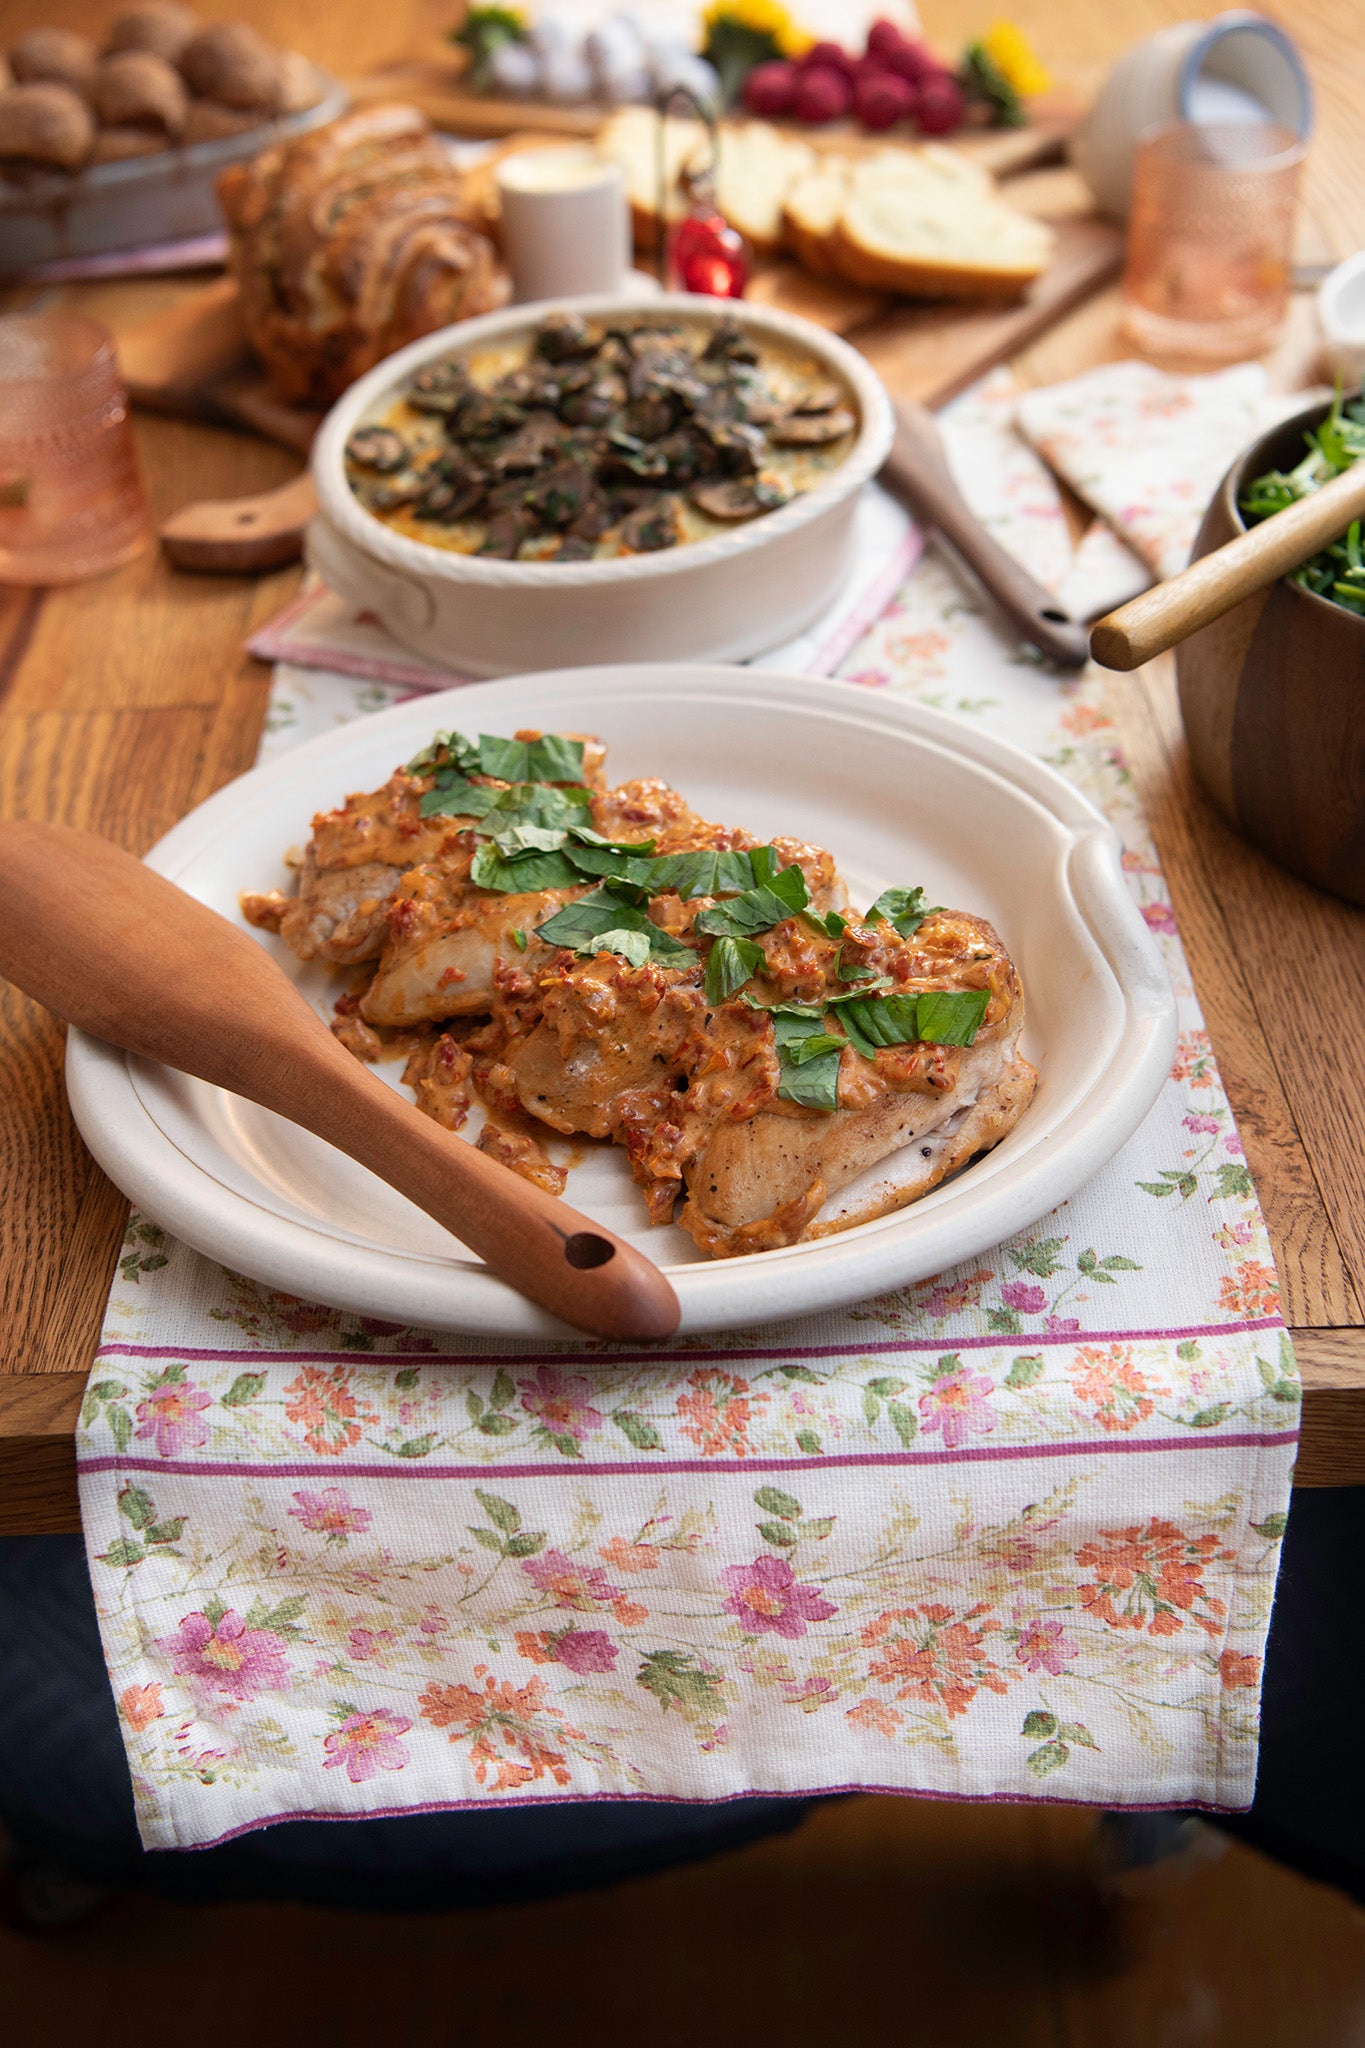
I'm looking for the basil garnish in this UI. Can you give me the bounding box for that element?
[535,885,697,967]
[771,1009,843,1110]
[649,847,760,901]
[866,885,940,939]
[476,733,585,784]
[695,862,809,938]
[705,934,765,1006]
[470,843,584,894]
[837,987,989,1052]
[407,728,479,776]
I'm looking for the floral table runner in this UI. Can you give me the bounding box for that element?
[77,373,1298,1851]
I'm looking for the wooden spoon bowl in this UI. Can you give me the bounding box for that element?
[1176,395,1365,906]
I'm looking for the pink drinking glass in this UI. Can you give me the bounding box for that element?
[1121,121,1306,362]
[0,310,149,584]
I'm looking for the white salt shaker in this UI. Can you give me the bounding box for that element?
[494,145,632,302]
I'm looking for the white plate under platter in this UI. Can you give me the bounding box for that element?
[64,666,1176,1339]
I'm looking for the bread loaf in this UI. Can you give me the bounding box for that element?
[218,104,508,407]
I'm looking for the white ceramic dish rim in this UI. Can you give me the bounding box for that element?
[310,292,896,592]
[64,668,1176,1340]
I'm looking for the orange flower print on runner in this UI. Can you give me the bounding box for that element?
[862,1603,1011,1719]
[599,1536,661,1574]
[1218,1649,1261,1691]
[283,1364,378,1456]
[1170,1029,1216,1086]
[676,1370,757,1457]
[419,1671,573,1790]
[119,1681,164,1732]
[1217,1260,1282,1321]
[1068,1344,1157,1433]
[845,1698,903,1737]
[1076,1519,1234,1639]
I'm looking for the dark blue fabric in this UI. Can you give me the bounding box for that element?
[1208,1486,1365,1906]
[0,1537,817,1912]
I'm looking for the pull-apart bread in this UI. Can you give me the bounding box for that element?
[217,103,506,406]
[244,730,1036,1257]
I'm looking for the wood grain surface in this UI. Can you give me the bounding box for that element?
[2,0,1365,1529]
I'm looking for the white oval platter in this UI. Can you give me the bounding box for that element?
[64,665,1176,1339]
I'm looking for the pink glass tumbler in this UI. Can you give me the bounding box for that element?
[1120,121,1305,362]
[0,311,149,584]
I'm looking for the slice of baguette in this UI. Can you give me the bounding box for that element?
[713,121,815,257]
[782,162,850,277]
[597,103,703,250]
[830,168,1054,296]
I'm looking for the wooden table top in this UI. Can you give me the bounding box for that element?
[2,0,1364,1530]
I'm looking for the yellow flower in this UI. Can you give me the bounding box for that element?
[981,19,1051,97]
[701,0,813,58]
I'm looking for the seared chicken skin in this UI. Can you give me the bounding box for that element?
[245,729,1036,1254]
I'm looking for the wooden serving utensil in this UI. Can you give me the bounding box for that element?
[1090,459,1365,670]
[159,471,318,573]
[0,822,681,1343]
[880,400,1090,669]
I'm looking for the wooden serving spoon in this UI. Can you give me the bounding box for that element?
[159,471,318,573]
[1090,459,1365,670]
[880,399,1090,670]
[0,822,681,1343]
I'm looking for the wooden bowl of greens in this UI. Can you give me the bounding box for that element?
[1176,389,1365,905]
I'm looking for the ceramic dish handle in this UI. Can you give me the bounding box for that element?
[304,510,438,640]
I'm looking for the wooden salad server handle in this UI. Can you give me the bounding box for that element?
[0,822,681,1343]
[880,399,1090,670]
[159,471,318,573]
[1090,458,1365,670]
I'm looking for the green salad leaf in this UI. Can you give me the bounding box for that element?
[1241,389,1365,616]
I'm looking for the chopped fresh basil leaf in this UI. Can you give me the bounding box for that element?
[750,845,781,887]
[694,863,809,938]
[648,847,759,901]
[704,934,765,1006]
[915,988,990,1045]
[407,728,479,776]
[866,885,940,939]
[419,775,505,820]
[470,842,584,893]
[835,952,887,985]
[592,927,652,968]
[535,885,697,967]
[570,826,658,855]
[787,1032,845,1064]
[510,928,527,951]
[835,992,924,1050]
[477,733,585,784]
[772,1011,843,1109]
[487,821,571,857]
[800,907,847,941]
[563,842,659,890]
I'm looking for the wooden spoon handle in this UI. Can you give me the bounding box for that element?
[1090,459,1365,671]
[0,822,680,1342]
[880,400,1090,670]
[160,471,317,573]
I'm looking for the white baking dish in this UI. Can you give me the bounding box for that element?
[306,291,895,677]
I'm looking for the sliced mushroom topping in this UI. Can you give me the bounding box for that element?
[366,470,429,511]
[536,311,595,361]
[620,501,679,552]
[690,476,794,522]
[767,407,857,447]
[788,379,846,416]
[345,425,407,473]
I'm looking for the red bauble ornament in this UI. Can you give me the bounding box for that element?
[671,210,749,298]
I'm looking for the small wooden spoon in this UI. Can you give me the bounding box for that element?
[0,822,681,1343]
[880,400,1090,670]
[1090,459,1365,670]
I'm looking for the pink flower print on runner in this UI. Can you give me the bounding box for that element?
[135,1369,212,1457]
[516,1627,619,1674]
[323,1707,413,1783]
[522,1549,620,1612]
[518,1365,604,1453]
[157,1604,292,1703]
[288,1487,373,1541]
[918,1358,996,1450]
[1014,1616,1079,1676]
[720,1555,837,1640]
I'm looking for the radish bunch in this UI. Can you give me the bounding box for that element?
[742,17,966,136]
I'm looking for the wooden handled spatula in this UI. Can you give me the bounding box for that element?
[0,822,681,1343]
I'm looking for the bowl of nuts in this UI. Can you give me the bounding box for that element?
[307,291,895,676]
